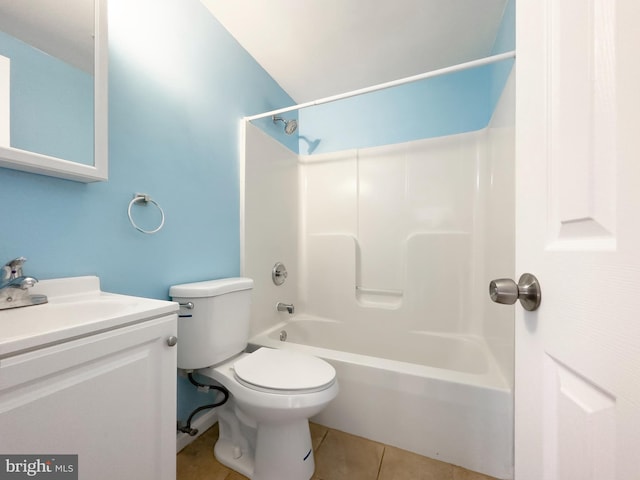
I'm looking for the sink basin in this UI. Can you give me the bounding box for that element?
[0,276,178,358]
[8,296,139,323]
[47,297,141,322]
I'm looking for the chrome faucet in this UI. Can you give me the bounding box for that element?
[276,302,295,315]
[0,257,47,309]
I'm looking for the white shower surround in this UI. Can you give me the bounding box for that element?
[241,71,515,479]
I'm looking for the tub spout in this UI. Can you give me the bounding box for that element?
[276,302,295,315]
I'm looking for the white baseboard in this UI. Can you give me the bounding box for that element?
[176,410,218,453]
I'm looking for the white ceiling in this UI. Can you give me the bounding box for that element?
[201,0,509,103]
[0,1,509,102]
[0,0,94,73]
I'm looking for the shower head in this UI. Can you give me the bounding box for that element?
[272,115,298,135]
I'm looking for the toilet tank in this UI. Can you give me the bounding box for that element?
[169,277,253,370]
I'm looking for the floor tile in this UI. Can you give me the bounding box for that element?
[309,422,329,451]
[177,424,236,480]
[225,472,250,480]
[452,466,499,480]
[313,429,384,480]
[378,445,454,480]
[177,423,500,480]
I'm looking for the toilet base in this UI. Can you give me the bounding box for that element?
[253,421,315,480]
[215,400,315,480]
[215,437,255,478]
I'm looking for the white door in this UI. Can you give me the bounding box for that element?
[514,0,640,479]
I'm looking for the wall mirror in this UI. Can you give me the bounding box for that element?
[0,0,107,182]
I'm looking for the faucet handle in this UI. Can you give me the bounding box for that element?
[19,277,38,289]
[4,257,27,278]
[5,257,26,268]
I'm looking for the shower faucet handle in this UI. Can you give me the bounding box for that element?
[272,262,288,286]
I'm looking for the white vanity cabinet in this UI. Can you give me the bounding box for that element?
[0,277,178,480]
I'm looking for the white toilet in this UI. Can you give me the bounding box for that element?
[170,277,338,480]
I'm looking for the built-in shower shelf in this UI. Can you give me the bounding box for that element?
[355,286,403,309]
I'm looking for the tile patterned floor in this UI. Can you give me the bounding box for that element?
[177,423,498,480]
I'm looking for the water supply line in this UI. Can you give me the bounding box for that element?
[177,373,229,437]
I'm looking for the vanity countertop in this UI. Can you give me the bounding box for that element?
[0,276,178,359]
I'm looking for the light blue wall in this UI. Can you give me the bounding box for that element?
[0,0,294,422]
[289,0,515,155]
[0,31,93,164]
[492,0,516,55]
[297,66,494,154]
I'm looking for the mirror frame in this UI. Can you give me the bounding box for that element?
[0,0,108,182]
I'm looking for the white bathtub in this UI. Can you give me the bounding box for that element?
[249,315,513,480]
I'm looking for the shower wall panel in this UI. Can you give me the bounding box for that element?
[483,70,516,386]
[299,131,484,334]
[243,124,300,336]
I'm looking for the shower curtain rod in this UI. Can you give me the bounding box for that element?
[244,50,516,122]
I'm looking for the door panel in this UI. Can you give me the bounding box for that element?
[515,0,640,478]
[542,356,616,480]
[549,0,617,248]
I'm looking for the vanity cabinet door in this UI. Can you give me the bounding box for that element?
[0,315,177,480]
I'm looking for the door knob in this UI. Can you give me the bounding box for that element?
[489,273,541,311]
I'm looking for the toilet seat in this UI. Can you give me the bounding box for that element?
[233,348,336,394]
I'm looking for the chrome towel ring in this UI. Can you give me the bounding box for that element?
[127,193,165,234]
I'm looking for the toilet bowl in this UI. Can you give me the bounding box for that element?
[201,348,338,479]
[170,278,338,480]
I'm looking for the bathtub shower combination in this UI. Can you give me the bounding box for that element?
[241,55,515,479]
[250,316,511,478]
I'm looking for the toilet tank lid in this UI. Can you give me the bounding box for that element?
[169,277,253,298]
